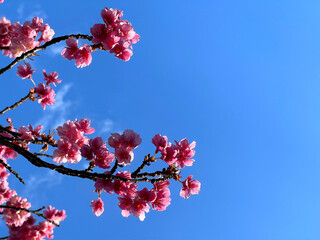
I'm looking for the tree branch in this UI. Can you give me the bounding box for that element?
[0,158,24,184]
[0,135,174,184]
[0,205,59,227]
[0,91,33,116]
[0,34,93,76]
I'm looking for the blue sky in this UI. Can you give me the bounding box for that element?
[2,0,320,239]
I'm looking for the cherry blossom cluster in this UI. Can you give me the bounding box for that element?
[90,7,140,61]
[0,17,54,58]
[53,119,95,163]
[61,7,140,67]
[16,62,62,109]
[93,174,172,221]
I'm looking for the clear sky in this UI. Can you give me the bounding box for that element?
[2,0,320,239]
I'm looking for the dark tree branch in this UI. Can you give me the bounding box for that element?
[0,135,174,184]
[0,158,24,184]
[0,236,8,240]
[0,91,33,116]
[2,136,57,147]
[0,125,21,137]
[0,34,93,76]
[0,205,59,227]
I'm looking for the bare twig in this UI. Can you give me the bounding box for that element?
[34,153,53,158]
[0,135,174,184]
[131,154,154,177]
[1,135,57,147]
[0,34,93,76]
[0,236,8,240]
[0,91,33,116]
[0,205,59,227]
[0,159,24,184]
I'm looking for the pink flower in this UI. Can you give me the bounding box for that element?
[108,133,122,148]
[43,69,62,86]
[43,206,66,224]
[2,196,31,227]
[180,175,201,199]
[95,171,114,194]
[152,134,168,153]
[38,24,54,42]
[17,124,42,140]
[94,148,114,169]
[128,198,150,221]
[137,188,157,203]
[53,138,81,164]
[115,146,134,165]
[161,143,178,165]
[75,44,92,68]
[17,63,35,79]
[101,8,123,26]
[151,189,171,211]
[61,38,78,60]
[90,198,104,217]
[75,119,95,134]
[122,129,142,149]
[110,41,133,61]
[34,83,56,109]
[175,139,196,169]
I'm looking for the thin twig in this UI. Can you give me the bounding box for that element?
[0,91,32,116]
[34,153,53,158]
[1,135,57,147]
[0,135,174,184]
[110,160,119,174]
[0,205,59,227]
[0,236,8,240]
[131,154,154,177]
[0,159,24,184]
[0,34,93,76]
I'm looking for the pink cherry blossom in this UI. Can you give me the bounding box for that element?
[122,129,142,149]
[108,133,122,148]
[175,139,196,169]
[43,69,62,86]
[2,196,31,227]
[101,8,123,26]
[152,134,168,153]
[95,171,114,194]
[34,83,56,109]
[180,175,201,199]
[115,145,134,165]
[128,198,150,221]
[38,24,54,42]
[94,148,114,169]
[43,206,66,224]
[61,38,78,60]
[75,44,92,68]
[17,63,35,79]
[138,188,157,203]
[90,198,104,217]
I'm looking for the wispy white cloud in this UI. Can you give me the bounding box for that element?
[100,119,114,134]
[17,3,24,20]
[48,42,65,57]
[26,4,47,21]
[35,83,73,130]
[22,170,63,206]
